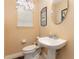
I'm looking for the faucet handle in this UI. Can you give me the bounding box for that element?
[49,34,58,39]
[53,35,58,39]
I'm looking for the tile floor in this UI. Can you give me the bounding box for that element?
[39,55,45,59]
[14,54,45,59]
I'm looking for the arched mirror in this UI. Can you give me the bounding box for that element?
[52,0,69,24]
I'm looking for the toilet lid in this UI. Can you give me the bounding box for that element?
[22,45,37,52]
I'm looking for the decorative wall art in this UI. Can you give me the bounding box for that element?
[41,7,47,27]
[61,8,68,21]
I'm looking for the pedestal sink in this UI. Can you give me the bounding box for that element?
[37,37,67,59]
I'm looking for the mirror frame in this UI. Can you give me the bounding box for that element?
[55,0,69,25]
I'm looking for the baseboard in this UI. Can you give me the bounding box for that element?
[5,52,23,59]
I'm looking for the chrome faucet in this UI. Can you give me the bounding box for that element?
[49,34,58,39]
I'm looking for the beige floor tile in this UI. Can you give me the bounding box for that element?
[39,55,46,59]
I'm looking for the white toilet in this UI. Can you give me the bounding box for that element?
[22,45,40,59]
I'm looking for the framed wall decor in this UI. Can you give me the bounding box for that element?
[61,8,68,21]
[41,7,47,27]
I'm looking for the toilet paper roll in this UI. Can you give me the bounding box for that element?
[21,39,26,44]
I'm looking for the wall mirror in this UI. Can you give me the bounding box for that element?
[52,0,69,24]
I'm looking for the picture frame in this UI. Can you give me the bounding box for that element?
[61,8,68,21]
[41,7,47,27]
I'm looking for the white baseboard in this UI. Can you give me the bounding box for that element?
[5,52,23,59]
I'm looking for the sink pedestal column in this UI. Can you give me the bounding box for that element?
[47,48,56,59]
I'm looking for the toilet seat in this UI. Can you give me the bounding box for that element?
[22,45,38,53]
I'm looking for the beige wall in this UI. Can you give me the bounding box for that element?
[40,0,74,59]
[4,0,40,55]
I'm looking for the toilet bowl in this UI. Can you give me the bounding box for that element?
[22,45,40,59]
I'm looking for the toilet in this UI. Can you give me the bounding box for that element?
[22,45,40,59]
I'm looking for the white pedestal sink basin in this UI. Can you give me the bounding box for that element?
[37,37,67,59]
